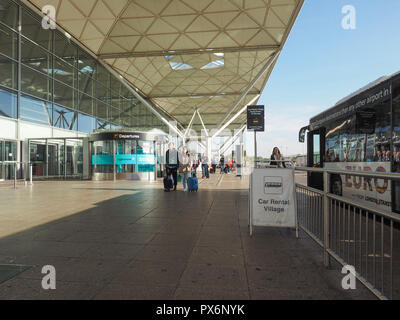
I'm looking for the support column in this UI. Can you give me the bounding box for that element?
[113,140,116,181]
[207,137,212,164]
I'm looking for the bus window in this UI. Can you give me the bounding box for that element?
[325,120,342,162]
[313,134,320,166]
[393,79,400,171]
[373,99,391,162]
[392,79,400,213]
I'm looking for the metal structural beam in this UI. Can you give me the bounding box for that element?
[212,94,259,139]
[184,109,197,138]
[216,50,280,129]
[196,109,209,137]
[220,124,246,155]
[219,121,246,151]
[149,91,261,99]
[99,45,280,59]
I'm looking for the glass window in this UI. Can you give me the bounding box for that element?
[373,99,391,162]
[54,31,77,67]
[96,64,110,88]
[78,71,94,96]
[0,0,19,30]
[95,82,110,103]
[0,24,18,59]
[111,92,120,109]
[111,75,122,96]
[54,57,76,87]
[5,141,17,161]
[76,92,93,114]
[0,87,17,119]
[325,122,341,163]
[96,100,108,121]
[21,9,52,52]
[313,134,320,166]
[110,107,120,125]
[78,50,95,77]
[20,95,52,125]
[0,57,17,89]
[54,80,74,110]
[21,37,52,75]
[21,65,52,101]
[53,104,77,130]
[78,112,95,133]
[392,79,400,171]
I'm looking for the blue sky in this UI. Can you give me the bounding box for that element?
[245,0,400,157]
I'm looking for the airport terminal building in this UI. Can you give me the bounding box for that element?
[0,0,175,181]
[0,0,303,182]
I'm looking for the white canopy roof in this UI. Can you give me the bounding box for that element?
[23,0,304,132]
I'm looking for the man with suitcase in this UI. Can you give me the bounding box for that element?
[165,142,179,191]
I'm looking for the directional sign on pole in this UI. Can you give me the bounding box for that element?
[247,105,265,132]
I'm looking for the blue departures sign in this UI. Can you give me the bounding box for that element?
[92,154,156,165]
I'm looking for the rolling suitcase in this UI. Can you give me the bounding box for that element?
[163,176,173,191]
[187,176,198,192]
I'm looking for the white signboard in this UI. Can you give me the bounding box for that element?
[250,168,298,235]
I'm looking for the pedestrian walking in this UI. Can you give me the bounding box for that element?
[165,142,179,191]
[179,146,191,192]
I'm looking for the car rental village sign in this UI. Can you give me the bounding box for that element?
[249,168,298,235]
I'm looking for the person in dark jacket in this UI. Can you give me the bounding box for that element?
[219,155,225,174]
[270,147,286,168]
[165,142,179,191]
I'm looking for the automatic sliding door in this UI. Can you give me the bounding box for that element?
[0,141,3,180]
[5,141,17,180]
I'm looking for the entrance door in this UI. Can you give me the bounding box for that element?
[47,144,58,176]
[307,129,325,190]
[30,143,46,177]
[0,141,3,181]
[5,141,17,180]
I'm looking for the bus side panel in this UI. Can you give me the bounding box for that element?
[325,162,392,212]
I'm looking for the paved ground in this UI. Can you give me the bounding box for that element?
[0,172,375,299]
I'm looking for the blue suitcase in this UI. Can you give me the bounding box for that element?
[187,177,198,192]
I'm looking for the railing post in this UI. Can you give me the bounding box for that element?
[323,170,330,267]
[24,162,27,187]
[14,163,17,189]
[30,163,33,185]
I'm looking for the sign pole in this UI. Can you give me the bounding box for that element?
[254,131,257,168]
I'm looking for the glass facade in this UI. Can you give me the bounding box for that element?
[29,138,83,178]
[0,0,170,134]
[0,139,18,180]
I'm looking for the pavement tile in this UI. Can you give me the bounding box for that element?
[179,264,248,290]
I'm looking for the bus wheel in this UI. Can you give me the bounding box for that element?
[331,176,342,196]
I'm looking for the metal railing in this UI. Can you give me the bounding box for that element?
[295,167,400,300]
[0,162,33,189]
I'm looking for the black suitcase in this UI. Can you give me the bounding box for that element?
[163,176,173,190]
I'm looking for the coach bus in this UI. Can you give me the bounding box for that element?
[299,71,400,213]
